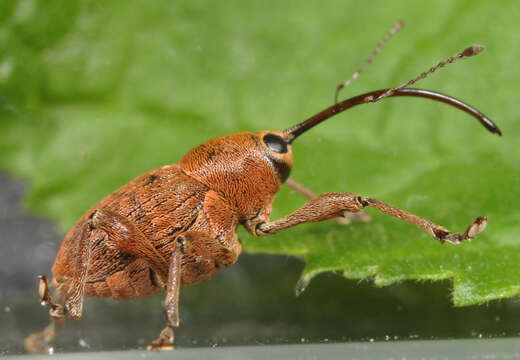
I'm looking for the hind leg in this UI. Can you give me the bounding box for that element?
[64,207,169,318]
[26,207,169,353]
[24,276,66,354]
[37,275,66,317]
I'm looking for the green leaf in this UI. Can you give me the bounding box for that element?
[1,0,519,306]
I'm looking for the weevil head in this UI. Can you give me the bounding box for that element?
[254,130,294,182]
[179,131,293,221]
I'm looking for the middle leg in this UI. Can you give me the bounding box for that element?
[147,229,241,350]
[147,242,182,351]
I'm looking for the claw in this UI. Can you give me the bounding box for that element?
[466,216,487,239]
[147,326,175,351]
[436,216,487,245]
[147,343,175,351]
[37,274,65,317]
[38,275,51,307]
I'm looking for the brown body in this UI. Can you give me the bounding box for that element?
[53,165,226,299]
[52,132,283,300]
[26,40,501,353]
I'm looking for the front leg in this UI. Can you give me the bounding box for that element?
[253,192,487,244]
[285,178,371,224]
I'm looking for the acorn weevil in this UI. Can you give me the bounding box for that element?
[25,28,501,352]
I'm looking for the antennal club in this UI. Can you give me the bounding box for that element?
[335,20,404,104]
[368,45,485,103]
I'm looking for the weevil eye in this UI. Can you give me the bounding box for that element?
[263,134,288,153]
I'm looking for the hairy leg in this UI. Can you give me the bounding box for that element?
[285,178,370,225]
[254,192,486,244]
[147,243,182,351]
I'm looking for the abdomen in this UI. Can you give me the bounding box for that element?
[51,164,209,300]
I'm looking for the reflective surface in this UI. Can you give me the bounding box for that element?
[5,339,520,360]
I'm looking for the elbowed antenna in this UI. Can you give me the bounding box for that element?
[335,20,404,104]
[283,88,501,142]
[284,45,501,142]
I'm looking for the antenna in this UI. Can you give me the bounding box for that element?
[284,87,501,143]
[335,20,404,104]
[284,46,499,141]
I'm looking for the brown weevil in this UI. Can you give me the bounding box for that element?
[25,23,501,352]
